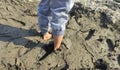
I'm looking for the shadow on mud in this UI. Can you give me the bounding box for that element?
[0,23,44,55]
[38,42,54,61]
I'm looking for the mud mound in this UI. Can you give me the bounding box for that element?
[0,0,120,70]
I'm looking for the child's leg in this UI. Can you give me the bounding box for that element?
[50,0,74,50]
[38,0,52,40]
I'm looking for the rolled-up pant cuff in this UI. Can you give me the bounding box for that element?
[40,28,48,35]
[52,30,65,36]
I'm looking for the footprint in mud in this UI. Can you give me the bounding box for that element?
[106,39,115,52]
[94,59,108,70]
[85,29,95,40]
[100,12,109,28]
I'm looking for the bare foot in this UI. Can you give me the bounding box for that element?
[54,47,60,51]
[43,32,52,40]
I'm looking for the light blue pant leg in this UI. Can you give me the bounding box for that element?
[38,0,50,35]
[50,0,74,36]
